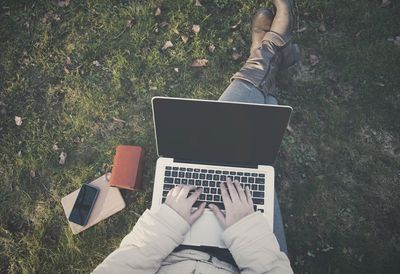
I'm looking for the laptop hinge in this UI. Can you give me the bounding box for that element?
[173,158,258,169]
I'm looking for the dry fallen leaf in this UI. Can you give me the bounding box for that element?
[65,56,71,65]
[126,19,136,28]
[328,71,338,82]
[191,25,200,34]
[30,170,36,178]
[195,0,202,6]
[381,0,391,7]
[297,26,307,33]
[310,54,320,66]
[162,40,173,50]
[394,36,400,46]
[53,0,70,7]
[174,67,179,73]
[319,22,326,32]
[181,35,189,43]
[159,21,169,28]
[64,67,70,74]
[92,60,100,66]
[52,144,59,151]
[208,44,216,53]
[230,21,241,30]
[155,7,161,16]
[232,52,242,60]
[59,151,67,165]
[190,59,208,67]
[15,116,22,126]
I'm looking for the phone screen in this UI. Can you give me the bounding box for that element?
[69,184,99,226]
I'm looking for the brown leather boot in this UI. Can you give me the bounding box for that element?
[233,0,295,96]
[250,8,274,54]
[251,7,299,70]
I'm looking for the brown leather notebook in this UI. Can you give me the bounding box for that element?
[109,145,144,190]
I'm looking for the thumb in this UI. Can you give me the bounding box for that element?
[209,204,226,228]
[188,202,206,225]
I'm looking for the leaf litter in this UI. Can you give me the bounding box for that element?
[190,59,208,67]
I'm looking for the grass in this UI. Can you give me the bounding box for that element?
[1,0,399,273]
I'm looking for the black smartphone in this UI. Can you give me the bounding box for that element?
[68,184,99,226]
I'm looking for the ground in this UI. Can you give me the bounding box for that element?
[0,0,399,273]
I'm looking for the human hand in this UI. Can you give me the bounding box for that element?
[209,178,254,229]
[165,185,206,225]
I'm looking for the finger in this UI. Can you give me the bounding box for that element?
[226,181,240,203]
[209,204,226,228]
[234,181,246,201]
[177,185,195,200]
[220,182,232,207]
[188,202,206,224]
[171,185,181,197]
[188,187,202,204]
[245,186,254,209]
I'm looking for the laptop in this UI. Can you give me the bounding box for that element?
[150,96,292,248]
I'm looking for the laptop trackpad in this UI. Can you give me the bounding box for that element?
[183,211,226,248]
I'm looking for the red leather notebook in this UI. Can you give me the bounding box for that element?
[109,145,144,190]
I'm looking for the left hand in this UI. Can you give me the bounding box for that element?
[165,185,206,225]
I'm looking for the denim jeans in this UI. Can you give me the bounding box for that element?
[218,79,288,254]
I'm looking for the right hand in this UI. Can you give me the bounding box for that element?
[209,178,255,229]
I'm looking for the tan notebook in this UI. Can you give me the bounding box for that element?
[61,174,126,234]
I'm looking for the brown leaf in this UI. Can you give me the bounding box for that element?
[65,56,71,65]
[318,22,326,32]
[53,0,70,7]
[190,59,208,67]
[15,116,22,126]
[296,26,307,33]
[59,151,67,165]
[155,7,161,16]
[232,52,242,60]
[181,35,189,44]
[309,54,320,66]
[112,117,126,123]
[230,21,241,30]
[159,21,169,28]
[191,25,200,34]
[30,170,36,178]
[208,44,215,53]
[195,0,203,6]
[381,0,391,7]
[126,19,136,28]
[63,67,70,74]
[328,71,338,82]
[394,36,400,46]
[161,40,173,50]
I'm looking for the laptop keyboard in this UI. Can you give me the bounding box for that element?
[161,166,266,213]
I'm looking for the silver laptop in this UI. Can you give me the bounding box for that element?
[150,97,292,248]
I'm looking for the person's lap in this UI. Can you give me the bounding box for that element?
[173,79,288,265]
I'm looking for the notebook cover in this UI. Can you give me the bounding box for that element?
[61,174,126,235]
[109,145,144,190]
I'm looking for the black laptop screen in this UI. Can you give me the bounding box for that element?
[152,97,292,167]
